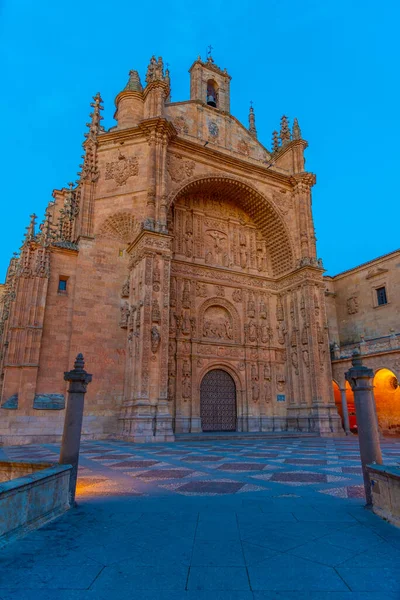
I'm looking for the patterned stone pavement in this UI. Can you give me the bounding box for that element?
[1,436,400,598]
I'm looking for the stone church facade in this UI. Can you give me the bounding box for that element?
[1,54,395,444]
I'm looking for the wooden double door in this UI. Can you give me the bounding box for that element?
[200,369,236,431]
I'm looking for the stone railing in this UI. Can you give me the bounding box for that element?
[331,332,400,361]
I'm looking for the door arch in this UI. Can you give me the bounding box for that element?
[200,369,237,432]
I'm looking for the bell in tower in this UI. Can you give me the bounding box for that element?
[206,80,218,108]
[189,53,231,113]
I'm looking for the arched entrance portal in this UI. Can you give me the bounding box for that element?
[200,369,237,432]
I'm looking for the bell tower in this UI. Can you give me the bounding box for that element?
[189,52,231,113]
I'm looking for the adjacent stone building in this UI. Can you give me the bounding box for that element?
[0,54,397,444]
[325,250,400,435]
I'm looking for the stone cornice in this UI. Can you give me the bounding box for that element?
[188,58,231,80]
[97,127,144,145]
[273,138,308,160]
[138,117,177,142]
[289,172,317,190]
[50,245,79,256]
[330,248,400,280]
[126,230,173,255]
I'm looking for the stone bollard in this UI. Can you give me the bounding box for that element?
[59,353,92,505]
[345,350,382,505]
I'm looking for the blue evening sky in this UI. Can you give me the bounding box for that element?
[0,1,398,280]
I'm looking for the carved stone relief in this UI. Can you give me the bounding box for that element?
[105,152,139,186]
[182,360,191,401]
[172,195,269,275]
[121,277,130,298]
[120,302,130,328]
[152,299,161,323]
[151,326,160,353]
[182,280,191,308]
[167,153,195,183]
[202,306,233,341]
[347,296,359,315]
[196,282,208,297]
[232,289,243,302]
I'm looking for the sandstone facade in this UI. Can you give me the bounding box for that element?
[1,54,391,444]
[326,250,400,434]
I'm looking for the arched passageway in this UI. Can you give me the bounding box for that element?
[374,368,400,434]
[200,369,236,432]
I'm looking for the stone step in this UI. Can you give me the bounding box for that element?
[175,431,316,442]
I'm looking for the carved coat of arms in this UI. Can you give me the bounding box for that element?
[105,152,139,186]
[167,154,195,182]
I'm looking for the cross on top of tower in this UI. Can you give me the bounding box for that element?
[207,45,214,62]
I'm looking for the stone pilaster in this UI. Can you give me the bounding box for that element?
[290,173,317,261]
[120,231,174,442]
[139,118,176,232]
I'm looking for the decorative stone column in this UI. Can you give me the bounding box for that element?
[340,388,351,435]
[121,230,174,442]
[345,350,382,505]
[59,353,92,505]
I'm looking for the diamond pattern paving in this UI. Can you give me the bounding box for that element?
[0,436,400,597]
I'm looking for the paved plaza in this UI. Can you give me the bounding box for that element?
[1,436,400,598]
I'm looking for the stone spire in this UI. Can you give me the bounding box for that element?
[78,93,104,183]
[280,115,291,146]
[165,66,171,102]
[124,70,143,92]
[85,92,104,140]
[292,117,302,140]
[36,209,55,247]
[248,102,257,138]
[24,214,37,244]
[19,213,37,277]
[145,55,167,84]
[56,183,79,244]
[272,130,280,153]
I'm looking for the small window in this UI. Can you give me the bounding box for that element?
[58,277,68,293]
[119,249,124,257]
[376,286,387,306]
